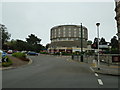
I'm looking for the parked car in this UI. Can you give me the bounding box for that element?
[0,50,7,62]
[27,51,38,56]
[7,50,13,54]
[0,50,7,58]
[21,51,27,54]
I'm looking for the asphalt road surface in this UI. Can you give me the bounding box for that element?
[2,55,119,88]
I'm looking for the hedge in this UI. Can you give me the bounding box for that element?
[12,52,26,58]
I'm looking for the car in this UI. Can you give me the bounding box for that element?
[0,50,7,62]
[27,51,38,56]
[7,50,13,54]
[21,51,27,54]
[0,50,7,58]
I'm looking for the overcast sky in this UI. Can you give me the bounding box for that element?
[1,1,118,46]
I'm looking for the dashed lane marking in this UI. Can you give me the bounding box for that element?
[98,79,103,85]
[95,73,99,77]
[90,67,103,86]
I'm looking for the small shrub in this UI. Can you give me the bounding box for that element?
[12,52,26,58]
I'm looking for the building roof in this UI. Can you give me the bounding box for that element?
[51,25,87,30]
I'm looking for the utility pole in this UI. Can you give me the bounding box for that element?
[96,23,100,70]
[81,23,83,62]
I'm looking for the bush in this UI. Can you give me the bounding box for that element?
[2,56,13,67]
[12,52,26,58]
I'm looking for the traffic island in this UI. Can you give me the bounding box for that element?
[0,56,30,70]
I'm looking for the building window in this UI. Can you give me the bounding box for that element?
[74,28,77,37]
[74,28,77,32]
[52,30,54,38]
[55,29,56,38]
[58,29,60,34]
[69,33,71,37]
[58,28,61,37]
[63,27,66,30]
[83,30,84,38]
[68,28,71,37]
[79,28,81,37]
[63,29,66,37]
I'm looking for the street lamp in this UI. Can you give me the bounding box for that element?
[96,23,100,70]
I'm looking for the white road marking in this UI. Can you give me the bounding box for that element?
[95,73,98,77]
[90,67,94,72]
[98,79,103,85]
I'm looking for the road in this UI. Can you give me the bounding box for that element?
[2,55,119,88]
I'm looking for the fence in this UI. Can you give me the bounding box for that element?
[72,54,120,65]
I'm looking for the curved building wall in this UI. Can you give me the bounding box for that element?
[50,25,88,41]
[49,25,88,52]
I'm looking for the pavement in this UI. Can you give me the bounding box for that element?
[68,55,120,76]
[90,62,120,76]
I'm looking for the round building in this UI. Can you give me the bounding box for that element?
[48,25,88,53]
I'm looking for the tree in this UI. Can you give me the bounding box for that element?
[110,36,119,54]
[0,24,11,45]
[111,36,118,48]
[91,37,98,49]
[4,33,45,52]
[6,39,26,51]
[0,24,11,50]
[26,34,41,45]
[87,40,92,45]
[99,37,107,45]
[45,43,50,49]
[26,34,45,52]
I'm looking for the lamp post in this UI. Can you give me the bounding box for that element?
[96,23,100,70]
[81,23,83,62]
